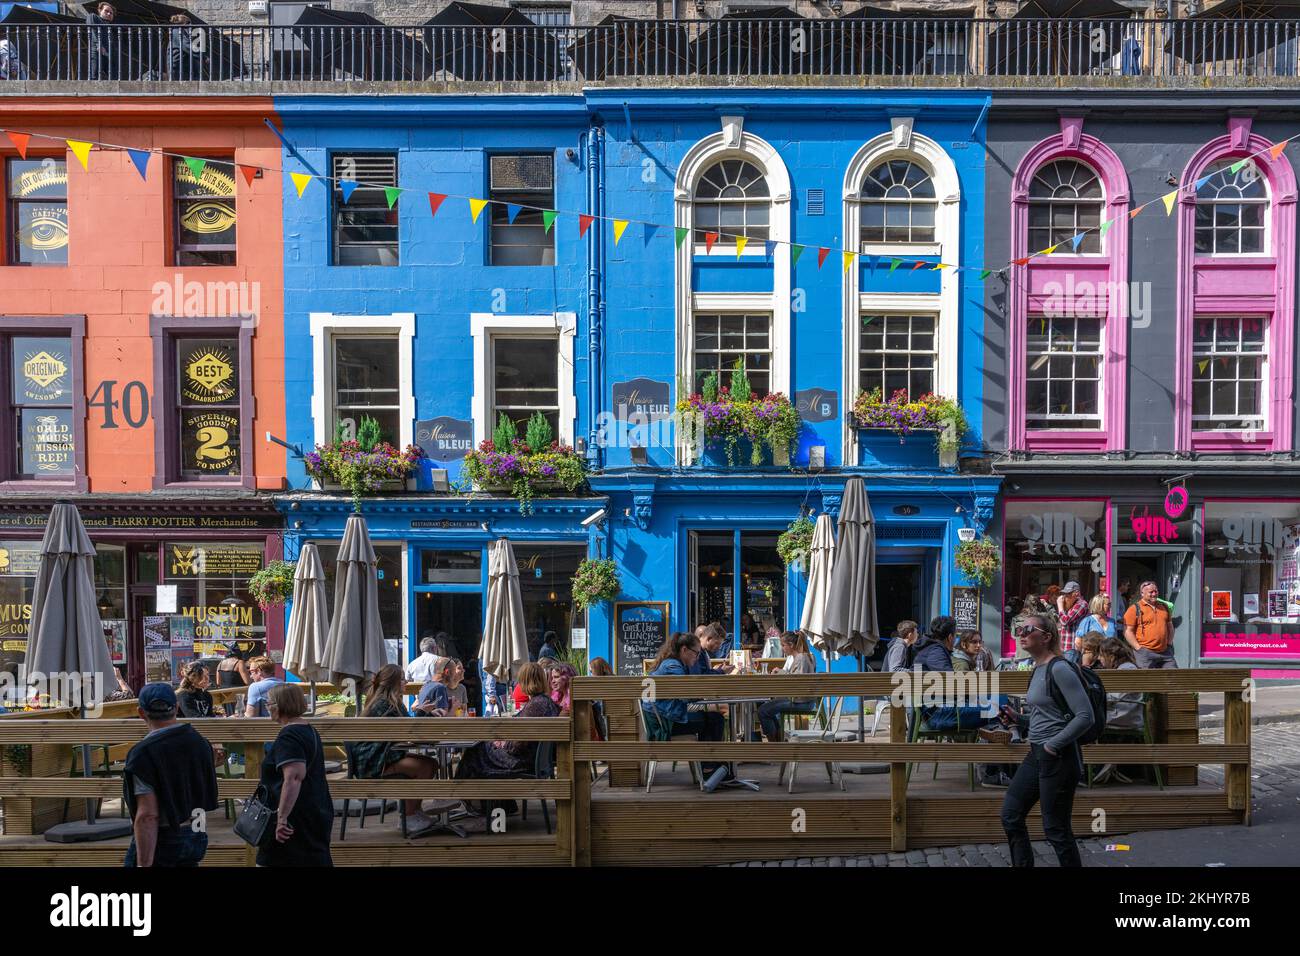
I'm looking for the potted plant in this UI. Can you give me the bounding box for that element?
[462,412,587,515]
[851,388,968,468]
[248,560,296,611]
[677,362,802,467]
[955,536,1001,588]
[777,514,815,570]
[304,417,423,512]
[571,557,620,611]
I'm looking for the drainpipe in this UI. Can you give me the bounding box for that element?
[584,120,606,472]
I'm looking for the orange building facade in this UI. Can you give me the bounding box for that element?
[0,97,287,690]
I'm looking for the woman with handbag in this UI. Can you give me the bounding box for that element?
[255,683,333,867]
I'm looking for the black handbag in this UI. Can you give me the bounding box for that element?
[232,785,273,847]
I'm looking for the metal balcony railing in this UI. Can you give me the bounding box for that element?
[0,19,1298,85]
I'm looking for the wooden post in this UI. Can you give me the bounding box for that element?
[608,699,641,788]
[555,716,575,865]
[1223,689,1251,824]
[242,740,263,867]
[889,702,907,852]
[572,701,593,867]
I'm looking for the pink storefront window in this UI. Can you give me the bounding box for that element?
[1009,117,1130,453]
[1175,116,1297,454]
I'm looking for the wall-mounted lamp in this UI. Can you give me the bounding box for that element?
[265,431,303,458]
[428,469,450,493]
[630,445,649,467]
[808,446,825,472]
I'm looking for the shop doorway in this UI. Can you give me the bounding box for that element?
[688,530,786,649]
[415,592,484,711]
[877,563,923,642]
[1114,548,1195,668]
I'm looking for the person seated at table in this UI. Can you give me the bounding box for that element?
[689,623,734,674]
[413,659,456,717]
[404,635,444,683]
[1091,638,1145,785]
[757,631,817,743]
[445,658,469,715]
[642,633,729,782]
[538,631,561,662]
[883,619,919,672]
[1067,632,1103,670]
[738,612,764,651]
[589,657,613,677]
[913,617,1004,735]
[549,662,576,716]
[350,664,440,836]
[952,630,988,672]
[455,663,559,811]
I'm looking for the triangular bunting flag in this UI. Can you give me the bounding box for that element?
[734,236,748,257]
[613,219,630,245]
[183,156,207,181]
[764,240,776,260]
[931,261,946,271]
[1194,175,1212,191]
[428,193,447,217]
[127,149,150,181]
[506,203,522,224]
[384,187,402,210]
[238,164,258,188]
[1100,219,1114,238]
[864,255,876,272]
[66,139,92,170]
[339,179,359,203]
[6,131,30,158]
[1197,359,1210,375]
[1040,245,1058,257]
[889,258,902,273]
[843,251,856,273]
[704,232,719,253]
[290,171,313,198]
[791,244,805,265]
[1161,190,1178,215]
[1129,204,1145,220]
[1012,257,1030,266]
[1070,233,1085,252]
[579,214,595,237]
[817,247,830,269]
[674,226,689,249]
[1270,140,1289,161]
[911,260,926,272]
[979,269,992,280]
[546,210,560,235]
[469,198,489,223]
[1229,159,1247,175]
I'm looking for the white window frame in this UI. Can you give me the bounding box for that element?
[1194,159,1272,259]
[1026,158,1107,257]
[1024,312,1106,431]
[675,125,791,465]
[843,127,960,463]
[1191,314,1270,431]
[310,312,415,451]
[471,312,577,446]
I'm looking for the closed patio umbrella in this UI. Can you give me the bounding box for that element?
[823,477,879,740]
[293,6,428,81]
[0,6,86,80]
[569,14,689,79]
[26,500,132,842]
[480,538,528,683]
[1165,0,1300,71]
[283,541,330,693]
[799,513,838,672]
[692,6,831,76]
[988,0,1135,76]
[424,1,560,81]
[322,514,387,692]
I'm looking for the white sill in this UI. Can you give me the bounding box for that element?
[861,242,942,257]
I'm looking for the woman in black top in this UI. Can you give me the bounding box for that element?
[259,683,333,867]
[350,665,440,835]
[177,662,217,718]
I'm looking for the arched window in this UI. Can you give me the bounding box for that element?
[860,159,936,246]
[692,158,770,247]
[1028,160,1104,254]
[1194,159,1268,255]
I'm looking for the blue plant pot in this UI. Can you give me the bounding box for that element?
[856,428,944,471]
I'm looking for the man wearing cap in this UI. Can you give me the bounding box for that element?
[1056,582,1088,654]
[122,682,219,867]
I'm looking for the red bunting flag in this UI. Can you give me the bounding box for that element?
[1012,257,1030,266]
[1129,204,1146,220]
[238,164,258,188]
[579,214,595,237]
[704,231,719,253]
[1270,140,1289,162]
[6,131,30,159]
[911,260,926,271]
[428,192,447,217]
[816,247,829,268]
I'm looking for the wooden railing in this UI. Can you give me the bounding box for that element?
[0,669,1251,866]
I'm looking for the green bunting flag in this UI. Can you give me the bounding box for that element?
[979,269,991,280]
[791,244,806,265]
[675,226,689,249]
[889,257,902,273]
[1229,158,1247,174]
[1100,219,1114,238]
[543,210,558,234]
[384,187,402,209]
[183,156,207,180]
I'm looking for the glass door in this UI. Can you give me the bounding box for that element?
[415,592,484,712]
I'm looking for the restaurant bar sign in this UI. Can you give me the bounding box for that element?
[611,378,671,423]
[166,543,264,578]
[613,601,669,676]
[415,417,473,463]
[795,388,838,423]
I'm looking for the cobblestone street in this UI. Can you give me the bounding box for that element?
[729,721,1300,868]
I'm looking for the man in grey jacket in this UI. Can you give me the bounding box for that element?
[999,614,1094,867]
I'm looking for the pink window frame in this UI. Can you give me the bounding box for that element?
[1174,117,1297,454]
[1009,116,1130,453]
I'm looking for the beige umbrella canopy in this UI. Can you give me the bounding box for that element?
[26,501,116,704]
[283,541,330,684]
[322,514,387,688]
[799,513,839,668]
[824,477,880,659]
[480,538,528,681]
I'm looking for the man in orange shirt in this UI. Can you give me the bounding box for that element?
[1123,580,1177,668]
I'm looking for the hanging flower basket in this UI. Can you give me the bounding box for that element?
[777,515,815,568]
[248,560,297,611]
[571,558,620,611]
[955,536,1001,588]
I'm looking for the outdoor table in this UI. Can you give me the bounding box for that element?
[707,695,771,792]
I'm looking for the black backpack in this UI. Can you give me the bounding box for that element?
[1045,658,1107,745]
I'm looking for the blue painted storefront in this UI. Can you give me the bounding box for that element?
[272,90,999,691]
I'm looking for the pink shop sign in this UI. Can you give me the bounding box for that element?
[1203,627,1300,660]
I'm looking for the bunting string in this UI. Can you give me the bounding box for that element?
[0,124,1294,282]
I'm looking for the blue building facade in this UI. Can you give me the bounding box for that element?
[273,89,999,695]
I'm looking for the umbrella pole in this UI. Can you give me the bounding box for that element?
[81,701,98,828]
[857,652,865,742]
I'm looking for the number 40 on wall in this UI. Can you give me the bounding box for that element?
[88,380,150,429]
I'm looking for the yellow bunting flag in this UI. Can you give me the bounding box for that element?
[469,198,488,223]
[1198,359,1210,375]
[290,172,313,198]
[66,139,92,170]
[612,219,629,245]
[1161,190,1178,215]
[843,251,856,273]
[932,261,947,271]
[734,236,748,257]
[1040,245,1058,257]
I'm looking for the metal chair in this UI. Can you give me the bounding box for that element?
[907,704,979,791]
[779,695,853,792]
[639,704,702,792]
[339,741,407,840]
[517,739,557,834]
[1087,694,1164,790]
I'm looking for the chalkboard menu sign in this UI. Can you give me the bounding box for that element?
[613,601,670,676]
[951,586,981,632]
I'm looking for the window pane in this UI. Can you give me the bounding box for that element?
[489,155,555,266]
[177,339,239,407]
[174,159,236,266]
[493,337,559,432]
[19,407,74,477]
[12,336,73,405]
[9,156,69,264]
[180,410,241,477]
